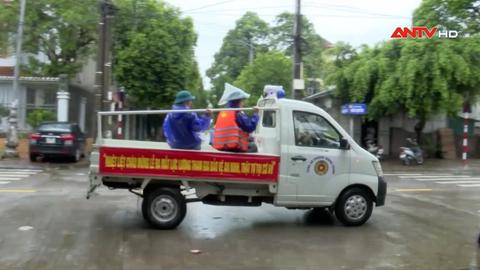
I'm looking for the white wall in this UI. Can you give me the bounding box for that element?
[73,58,96,90]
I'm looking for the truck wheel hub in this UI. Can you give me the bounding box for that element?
[151,195,178,222]
[344,195,367,220]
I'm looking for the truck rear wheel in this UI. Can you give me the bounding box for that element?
[142,187,186,230]
[335,187,373,226]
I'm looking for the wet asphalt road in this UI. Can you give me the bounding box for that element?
[1,159,480,270]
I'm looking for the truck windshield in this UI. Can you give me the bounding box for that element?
[293,111,341,148]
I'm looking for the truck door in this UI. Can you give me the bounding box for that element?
[287,111,350,204]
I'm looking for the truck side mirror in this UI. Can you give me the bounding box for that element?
[339,138,350,150]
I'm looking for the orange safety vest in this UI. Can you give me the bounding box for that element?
[212,111,249,152]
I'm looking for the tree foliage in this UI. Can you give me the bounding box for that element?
[270,12,327,80]
[413,0,480,35]
[27,109,56,129]
[326,36,480,141]
[207,12,330,102]
[234,51,292,106]
[113,0,201,109]
[0,0,97,77]
[206,12,270,99]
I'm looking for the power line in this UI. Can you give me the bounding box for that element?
[184,5,293,14]
[182,0,239,13]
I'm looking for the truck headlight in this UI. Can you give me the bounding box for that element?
[372,161,383,177]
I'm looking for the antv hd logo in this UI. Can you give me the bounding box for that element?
[390,27,459,39]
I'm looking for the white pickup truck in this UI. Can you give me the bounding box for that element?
[88,95,386,229]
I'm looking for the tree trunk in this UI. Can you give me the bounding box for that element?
[414,118,426,145]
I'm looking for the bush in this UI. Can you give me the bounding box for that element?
[0,105,8,118]
[27,109,56,129]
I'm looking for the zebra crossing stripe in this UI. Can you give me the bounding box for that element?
[0,178,23,181]
[400,175,471,178]
[0,169,42,172]
[384,173,423,176]
[0,171,38,175]
[0,174,33,178]
[458,184,480,188]
[417,177,480,182]
[0,181,10,185]
[436,180,480,184]
[398,175,465,179]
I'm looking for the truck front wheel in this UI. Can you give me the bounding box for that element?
[335,187,373,226]
[142,187,186,229]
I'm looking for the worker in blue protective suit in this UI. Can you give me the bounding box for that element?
[212,83,259,152]
[163,90,211,150]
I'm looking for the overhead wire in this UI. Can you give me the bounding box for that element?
[182,0,240,13]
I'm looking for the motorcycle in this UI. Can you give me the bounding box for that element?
[366,140,384,160]
[399,138,424,165]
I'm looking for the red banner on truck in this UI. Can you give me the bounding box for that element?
[99,147,280,182]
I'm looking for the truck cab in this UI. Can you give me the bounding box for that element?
[256,96,385,206]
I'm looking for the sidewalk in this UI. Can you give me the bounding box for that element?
[381,159,480,174]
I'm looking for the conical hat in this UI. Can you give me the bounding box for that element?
[218,83,250,106]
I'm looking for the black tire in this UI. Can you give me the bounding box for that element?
[402,158,411,166]
[335,187,373,226]
[142,187,186,230]
[29,154,37,162]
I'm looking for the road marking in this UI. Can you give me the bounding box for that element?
[398,175,471,179]
[395,188,433,192]
[0,168,43,186]
[404,175,472,178]
[0,174,32,178]
[0,189,36,193]
[0,171,39,175]
[384,173,424,176]
[0,169,42,172]
[458,184,480,188]
[436,180,480,184]
[415,177,480,181]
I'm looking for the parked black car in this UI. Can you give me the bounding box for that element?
[29,122,86,162]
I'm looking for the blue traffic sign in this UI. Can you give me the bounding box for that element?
[341,103,367,115]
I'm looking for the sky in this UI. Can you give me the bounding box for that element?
[165,0,422,87]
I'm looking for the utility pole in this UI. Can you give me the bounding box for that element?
[12,0,25,103]
[93,0,114,139]
[292,0,304,100]
[5,0,26,157]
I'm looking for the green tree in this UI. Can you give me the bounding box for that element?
[413,0,480,35]
[206,12,270,100]
[27,109,56,129]
[325,36,480,142]
[234,51,292,106]
[270,12,328,82]
[113,0,200,108]
[0,0,97,77]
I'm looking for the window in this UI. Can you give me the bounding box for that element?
[293,111,341,148]
[262,110,276,128]
[26,88,35,105]
[44,90,56,105]
[38,123,71,133]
